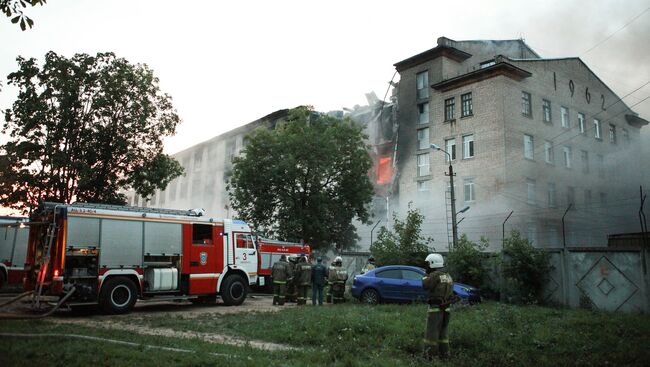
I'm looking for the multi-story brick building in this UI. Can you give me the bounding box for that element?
[382,36,648,250]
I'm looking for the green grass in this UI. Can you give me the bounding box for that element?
[2,302,650,366]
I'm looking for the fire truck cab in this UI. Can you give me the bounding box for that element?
[25,202,258,314]
[0,217,29,290]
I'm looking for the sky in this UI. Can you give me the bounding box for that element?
[1,0,649,156]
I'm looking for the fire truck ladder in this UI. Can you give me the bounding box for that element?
[445,189,454,248]
[33,222,57,309]
[70,202,204,217]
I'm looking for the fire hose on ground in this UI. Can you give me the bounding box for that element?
[0,288,75,319]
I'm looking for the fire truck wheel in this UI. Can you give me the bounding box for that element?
[100,277,138,314]
[221,274,247,306]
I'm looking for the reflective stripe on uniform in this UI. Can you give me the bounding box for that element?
[439,339,449,344]
[428,308,440,313]
[273,281,286,284]
[423,339,438,346]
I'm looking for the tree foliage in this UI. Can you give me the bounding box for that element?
[227,107,373,251]
[446,234,488,287]
[502,230,551,304]
[370,205,433,267]
[1,0,45,30]
[1,51,183,213]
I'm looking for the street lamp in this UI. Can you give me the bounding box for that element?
[431,143,459,250]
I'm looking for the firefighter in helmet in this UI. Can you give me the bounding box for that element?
[328,256,348,304]
[286,254,299,302]
[422,253,458,359]
[325,258,336,303]
[294,256,312,305]
[361,255,376,274]
[271,254,293,305]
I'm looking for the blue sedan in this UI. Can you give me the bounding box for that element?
[351,265,481,305]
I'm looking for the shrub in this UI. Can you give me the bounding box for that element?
[447,234,488,288]
[501,230,551,304]
[369,204,433,267]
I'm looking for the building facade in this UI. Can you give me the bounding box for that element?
[383,37,648,250]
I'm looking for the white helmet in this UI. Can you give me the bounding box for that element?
[425,253,444,269]
[334,256,343,265]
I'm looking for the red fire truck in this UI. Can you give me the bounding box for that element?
[24,202,259,314]
[0,217,29,290]
[256,238,311,288]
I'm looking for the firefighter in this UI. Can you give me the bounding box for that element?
[294,256,312,305]
[422,253,458,359]
[361,255,376,274]
[311,257,327,305]
[271,254,292,305]
[325,259,336,303]
[286,254,299,302]
[328,256,348,304]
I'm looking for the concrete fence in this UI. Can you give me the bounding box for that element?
[341,247,650,313]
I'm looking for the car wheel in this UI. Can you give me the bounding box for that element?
[99,276,138,314]
[361,289,380,305]
[221,274,247,306]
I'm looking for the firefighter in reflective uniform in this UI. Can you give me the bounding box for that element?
[325,260,336,303]
[294,256,312,305]
[328,256,348,304]
[361,255,376,274]
[422,253,458,359]
[286,254,299,302]
[272,254,293,305]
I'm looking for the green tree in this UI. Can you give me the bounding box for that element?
[370,205,433,267]
[1,0,46,30]
[227,107,373,251]
[502,230,551,304]
[1,51,183,213]
[447,234,488,287]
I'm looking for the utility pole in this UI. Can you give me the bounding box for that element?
[502,210,514,249]
[446,162,458,250]
[562,204,573,249]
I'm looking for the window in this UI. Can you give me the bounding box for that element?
[463,134,474,159]
[622,128,630,143]
[578,113,585,134]
[542,99,552,122]
[461,93,473,117]
[609,124,616,144]
[417,128,430,150]
[548,183,557,208]
[524,134,534,160]
[563,146,572,168]
[567,186,576,206]
[597,154,605,178]
[561,106,569,128]
[544,141,554,164]
[600,192,607,205]
[416,71,429,99]
[418,102,429,124]
[464,178,475,202]
[581,150,589,174]
[445,138,456,162]
[417,180,429,191]
[527,223,537,245]
[417,153,430,176]
[522,92,532,117]
[527,179,536,205]
[192,224,213,245]
[236,233,255,249]
[444,98,455,121]
[594,119,602,139]
[402,269,424,280]
[377,269,402,279]
[584,190,592,208]
[226,140,237,163]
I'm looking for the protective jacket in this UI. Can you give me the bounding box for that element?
[422,270,454,306]
[296,263,312,285]
[272,260,292,282]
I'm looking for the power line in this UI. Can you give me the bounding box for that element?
[581,6,650,56]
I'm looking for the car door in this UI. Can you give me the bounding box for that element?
[401,269,427,302]
[189,223,218,294]
[233,232,257,277]
[374,268,402,300]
